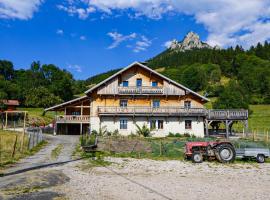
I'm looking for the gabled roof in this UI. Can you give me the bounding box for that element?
[85,61,209,101]
[1,100,19,106]
[45,96,88,112]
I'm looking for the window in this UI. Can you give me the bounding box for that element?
[71,111,80,116]
[136,78,142,87]
[120,119,128,129]
[185,120,192,129]
[152,100,160,108]
[120,99,128,107]
[150,120,156,129]
[152,81,158,87]
[158,120,164,129]
[122,81,129,87]
[184,101,191,109]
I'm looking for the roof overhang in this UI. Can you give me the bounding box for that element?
[84,61,210,102]
[45,96,88,112]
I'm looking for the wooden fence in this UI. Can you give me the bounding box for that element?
[26,127,44,150]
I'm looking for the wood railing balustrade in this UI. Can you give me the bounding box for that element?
[56,115,90,122]
[97,106,207,116]
[118,86,164,94]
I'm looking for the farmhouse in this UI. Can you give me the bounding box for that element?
[45,62,248,137]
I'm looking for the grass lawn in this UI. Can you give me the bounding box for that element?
[0,130,47,173]
[18,107,57,126]
[249,105,270,131]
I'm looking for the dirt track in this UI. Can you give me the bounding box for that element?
[1,135,270,200]
[57,157,270,200]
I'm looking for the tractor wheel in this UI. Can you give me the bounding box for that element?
[192,152,203,163]
[256,154,265,163]
[216,144,236,163]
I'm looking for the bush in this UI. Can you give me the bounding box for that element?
[80,134,96,146]
[135,124,151,137]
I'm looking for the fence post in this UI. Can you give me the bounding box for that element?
[267,130,269,143]
[12,135,18,158]
[159,140,162,156]
[252,129,255,141]
[0,135,2,164]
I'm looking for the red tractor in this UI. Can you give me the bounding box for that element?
[185,141,236,163]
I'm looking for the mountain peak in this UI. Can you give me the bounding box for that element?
[168,31,215,51]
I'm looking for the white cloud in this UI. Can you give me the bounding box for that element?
[133,35,152,52]
[56,29,64,35]
[107,31,137,49]
[0,0,43,20]
[68,64,82,73]
[57,3,95,20]
[60,0,270,48]
[80,35,86,40]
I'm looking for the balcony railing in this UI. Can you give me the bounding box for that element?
[56,115,90,123]
[97,106,207,116]
[118,86,164,94]
[208,110,248,120]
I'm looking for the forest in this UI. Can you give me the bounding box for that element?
[0,61,87,108]
[0,41,270,109]
[146,42,270,109]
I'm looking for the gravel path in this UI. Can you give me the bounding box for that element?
[56,157,270,200]
[3,134,79,175]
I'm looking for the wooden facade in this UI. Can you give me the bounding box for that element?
[45,62,248,137]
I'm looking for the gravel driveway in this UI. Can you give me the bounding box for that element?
[3,134,79,175]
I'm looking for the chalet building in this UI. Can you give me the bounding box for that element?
[45,62,248,137]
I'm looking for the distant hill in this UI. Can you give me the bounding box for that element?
[85,32,270,105]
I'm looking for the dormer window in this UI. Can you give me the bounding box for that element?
[122,81,129,87]
[152,81,158,87]
[184,101,191,109]
[136,78,142,87]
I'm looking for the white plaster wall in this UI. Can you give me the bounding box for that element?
[93,116,205,137]
[90,117,100,132]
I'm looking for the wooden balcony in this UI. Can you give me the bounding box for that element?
[97,106,207,116]
[56,115,90,123]
[118,86,164,95]
[207,110,248,120]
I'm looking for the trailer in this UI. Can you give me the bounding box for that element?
[236,148,270,163]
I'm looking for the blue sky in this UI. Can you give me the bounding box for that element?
[0,0,269,79]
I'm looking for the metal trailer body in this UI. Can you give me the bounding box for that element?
[236,148,270,163]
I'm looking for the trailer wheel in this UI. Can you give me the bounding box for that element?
[256,154,265,163]
[216,144,236,163]
[192,152,203,163]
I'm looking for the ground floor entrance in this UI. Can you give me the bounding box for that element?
[56,123,89,135]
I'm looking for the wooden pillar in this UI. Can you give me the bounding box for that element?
[81,102,83,116]
[244,120,249,137]
[225,120,229,139]
[205,119,209,137]
[20,111,26,152]
[5,112,7,129]
[80,123,83,135]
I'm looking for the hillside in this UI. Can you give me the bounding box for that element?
[1,32,270,109]
[85,32,270,108]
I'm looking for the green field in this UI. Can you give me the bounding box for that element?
[249,105,270,131]
[18,108,57,126]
